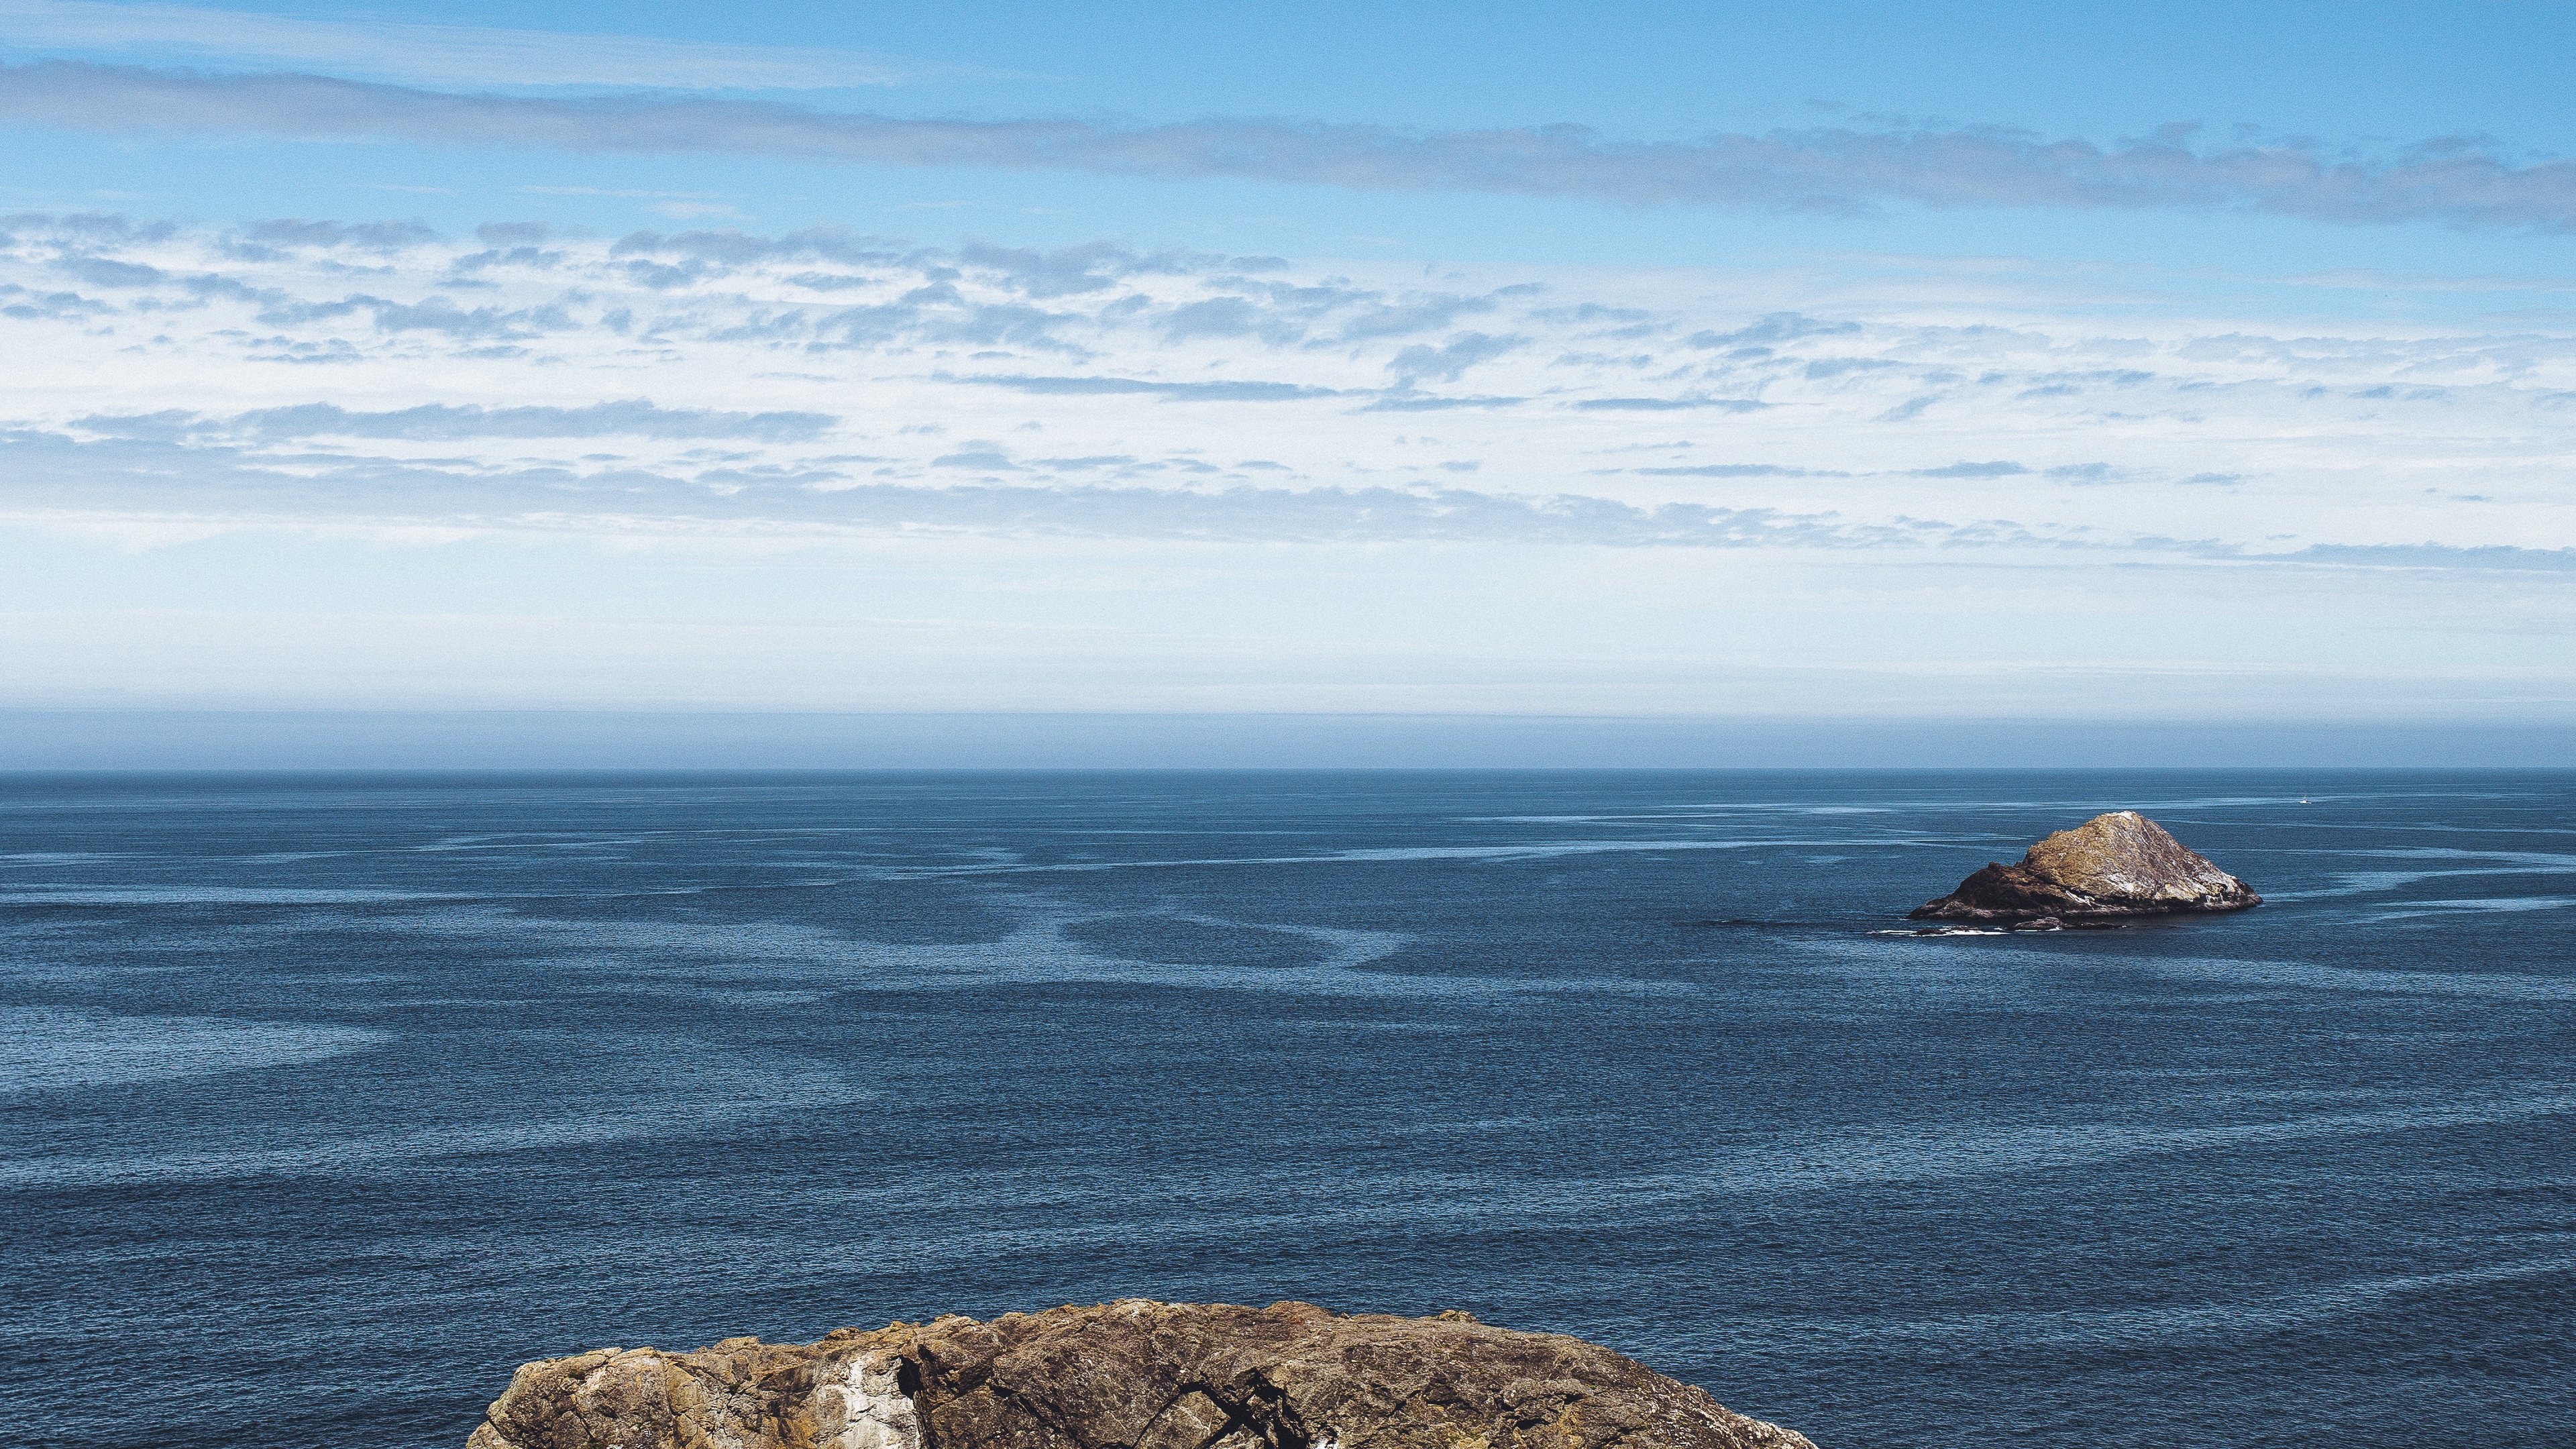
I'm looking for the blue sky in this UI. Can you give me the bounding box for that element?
[1,0,2571,739]
[13,0,2576,275]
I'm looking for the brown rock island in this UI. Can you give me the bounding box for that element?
[464,1298,1817,1449]
[1908,810,2261,926]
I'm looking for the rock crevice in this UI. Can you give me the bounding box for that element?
[466,1299,1816,1449]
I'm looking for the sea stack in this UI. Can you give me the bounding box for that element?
[1908,810,2261,924]
[464,1299,1817,1449]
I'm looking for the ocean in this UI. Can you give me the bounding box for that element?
[4,770,2571,1448]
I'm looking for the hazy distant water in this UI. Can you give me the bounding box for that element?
[5,770,2571,1448]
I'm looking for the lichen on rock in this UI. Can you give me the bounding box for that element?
[464,1299,1817,1449]
[1907,810,2261,922]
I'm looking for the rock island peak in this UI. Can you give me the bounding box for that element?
[1909,810,2261,924]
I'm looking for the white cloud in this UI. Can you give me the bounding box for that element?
[2,212,2570,561]
[3,213,2573,716]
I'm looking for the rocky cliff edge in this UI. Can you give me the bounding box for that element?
[465,1299,1817,1449]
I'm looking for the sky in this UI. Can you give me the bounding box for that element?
[1,0,2573,757]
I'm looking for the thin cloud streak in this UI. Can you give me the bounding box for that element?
[0,432,1920,547]
[7,430,2573,573]
[945,374,1348,402]
[6,62,2576,229]
[80,400,839,442]
[0,3,909,89]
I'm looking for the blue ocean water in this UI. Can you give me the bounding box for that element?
[4,769,2572,1448]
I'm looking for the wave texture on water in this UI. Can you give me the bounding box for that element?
[3,769,2573,1449]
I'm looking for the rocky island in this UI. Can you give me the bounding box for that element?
[1908,809,2261,926]
[464,1299,1815,1449]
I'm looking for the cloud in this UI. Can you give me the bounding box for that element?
[0,427,1988,549]
[5,212,2575,576]
[11,63,2576,231]
[245,218,437,251]
[1355,394,1526,411]
[13,426,2576,576]
[1913,460,2029,477]
[0,0,909,89]
[2043,462,2116,482]
[950,374,1347,402]
[2286,543,2576,573]
[800,484,1931,548]
[1387,332,1521,382]
[953,241,1142,299]
[1633,464,1819,477]
[1688,314,1861,348]
[1572,396,1766,412]
[1339,295,1494,341]
[929,447,1018,471]
[76,400,839,442]
[1030,455,1138,470]
[1160,296,1275,341]
[60,255,160,286]
[238,292,575,341]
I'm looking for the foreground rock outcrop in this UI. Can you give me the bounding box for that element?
[1908,810,2261,924]
[466,1299,1815,1449]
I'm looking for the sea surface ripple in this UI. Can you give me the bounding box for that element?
[3,769,2571,1448]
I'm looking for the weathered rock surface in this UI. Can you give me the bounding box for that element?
[464,1299,1817,1449]
[1908,810,2261,922]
